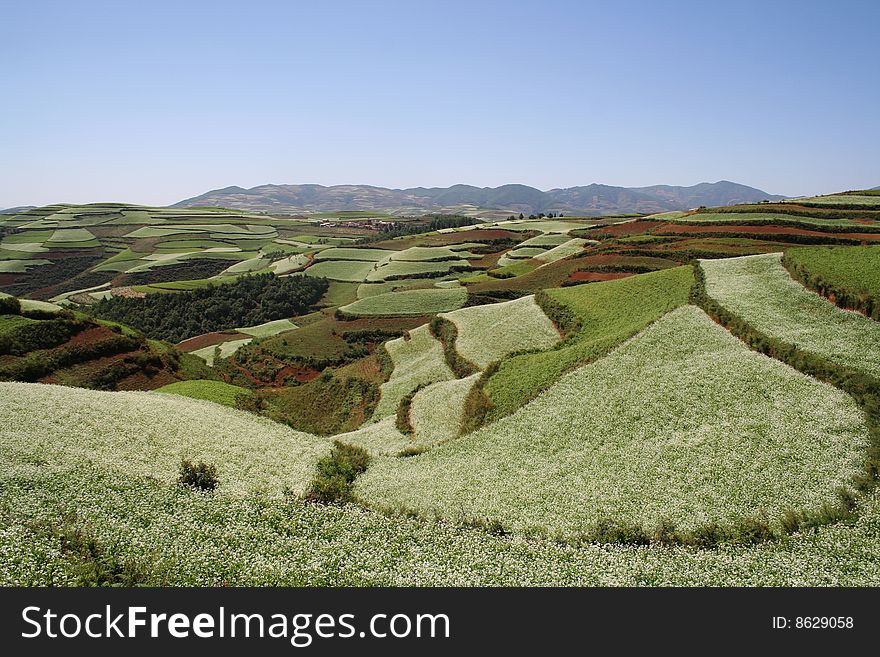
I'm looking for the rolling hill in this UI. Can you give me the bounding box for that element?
[173,181,785,216]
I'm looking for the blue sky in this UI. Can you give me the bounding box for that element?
[1,0,878,207]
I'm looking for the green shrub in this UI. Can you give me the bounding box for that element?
[304,441,370,504]
[177,459,219,491]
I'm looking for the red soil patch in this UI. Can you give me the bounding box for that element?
[590,221,660,237]
[273,363,320,385]
[0,274,17,286]
[177,331,241,352]
[657,224,880,241]
[66,326,115,346]
[569,271,633,282]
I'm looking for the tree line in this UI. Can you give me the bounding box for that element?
[89,274,329,342]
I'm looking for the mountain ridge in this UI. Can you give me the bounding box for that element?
[173,181,786,216]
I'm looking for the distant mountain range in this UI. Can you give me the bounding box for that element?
[173,181,786,217]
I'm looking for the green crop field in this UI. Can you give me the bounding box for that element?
[676,212,875,230]
[313,247,395,262]
[389,246,474,261]
[484,266,694,419]
[366,259,472,282]
[785,193,880,207]
[339,288,467,317]
[440,296,561,369]
[155,380,253,408]
[702,253,880,378]
[304,259,377,282]
[374,324,454,418]
[782,245,880,318]
[358,307,866,538]
[534,238,591,263]
[235,318,298,337]
[506,247,548,259]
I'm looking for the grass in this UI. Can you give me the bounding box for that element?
[304,259,377,282]
[235,318,298,338]
[339,288,468,317]
[483,266,694,420]
[0,382,328,497]
[782,245,880,319]
[357,306,867,540]
[702,253,880,379]
[154,380,253,408]
[440,296,561,369]
[0,259,51,273]
[373,324,454,418]
[786,194,880,207]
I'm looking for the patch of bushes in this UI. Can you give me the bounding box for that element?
[304,441,370,504]
[429,316,479,377]
[177,459,219,491]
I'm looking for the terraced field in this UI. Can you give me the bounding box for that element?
[0,382,328,496]
[440,296,561,369]
[782,245,880,319]
[484,266,694,419]
[358,307,867,538]
[702,253,880,378]
[339,288,467,317]
[5,195,880,587]
[373,325,454,418]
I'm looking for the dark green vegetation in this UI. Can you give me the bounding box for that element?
[304,441,370,504]
[782,245,880,319]
[89,274,329,342]
[177,459,219,492]
[0,299,212,390]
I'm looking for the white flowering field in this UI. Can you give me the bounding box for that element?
[338,288,467,317]
[439,296,561,369]
[357,307,867,537]
[409,374,481,445]
[4,460,880,586]
[334,416,411,456]
[373,325,454,418]
[0,382,329,497]
[702,253,880,378]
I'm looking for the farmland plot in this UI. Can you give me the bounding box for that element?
[365,259,472,282]
[6,462,880,586]
[339,288,467,317]
[373,325,454,418]
[533,238,591,263]
[0,382,328,497]
[440,295,561,369]
[313,248,395,262]
[485,266,694,419]
[408,374,481,445]
[304,259,377,282]
[702,253,880,378]
[357,307,867,538]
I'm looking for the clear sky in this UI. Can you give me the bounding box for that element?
[1,0,878,208]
